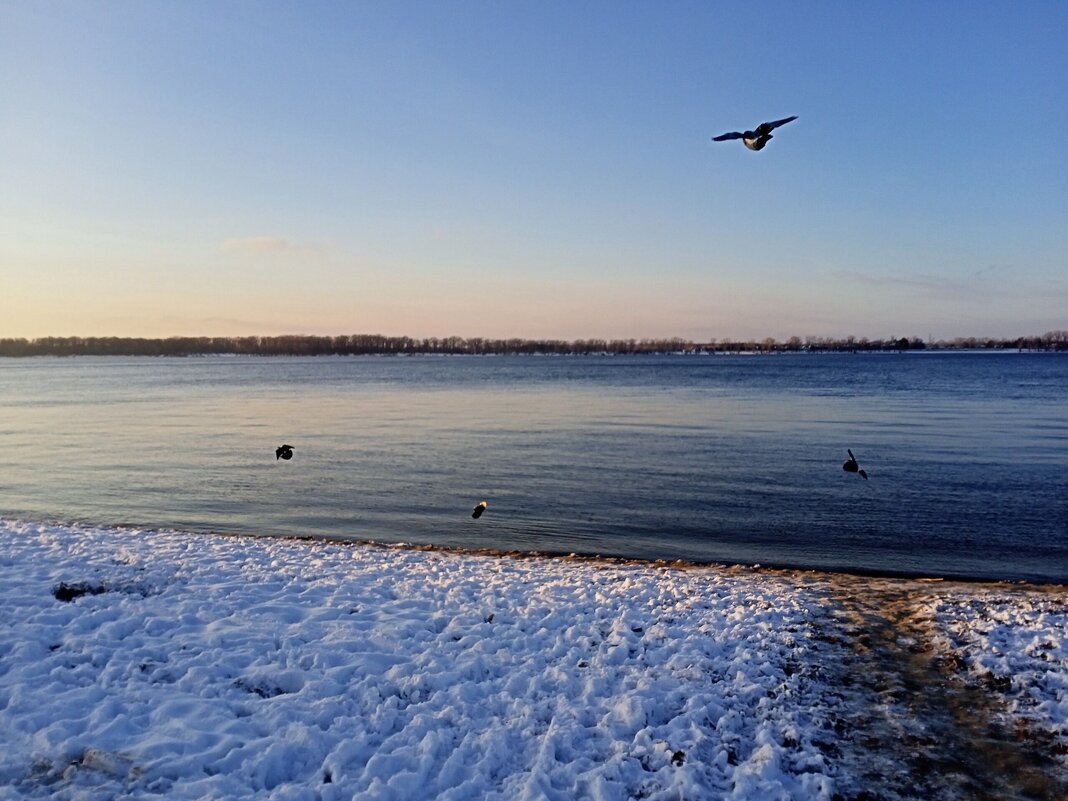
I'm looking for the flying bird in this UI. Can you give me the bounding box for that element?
[712,115,798,151]
[842,449,868,480]
[275,444,294,461]
[471,501,488,519]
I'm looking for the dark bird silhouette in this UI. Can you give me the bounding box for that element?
[712,115,798,150]
[471,501,487,519]
[275,444,294,461]
[842,449,868,480]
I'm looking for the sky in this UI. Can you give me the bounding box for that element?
[1,1,1066,342]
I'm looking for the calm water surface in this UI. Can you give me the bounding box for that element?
[1,353,1065,582]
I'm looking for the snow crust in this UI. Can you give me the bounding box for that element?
[929,589,1068,753]
[0,520,1064,800]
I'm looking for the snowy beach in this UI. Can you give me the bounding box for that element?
[0,520,1065,801]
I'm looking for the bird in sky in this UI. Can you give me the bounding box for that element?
[712,115,798,151]
[842,449,868,480]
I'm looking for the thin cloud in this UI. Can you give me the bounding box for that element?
[221,236,312,255]
[836,268,1042,307]
[836,270,955,291]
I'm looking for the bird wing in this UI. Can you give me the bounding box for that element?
[764,115,798,131]
[712,131,744,141]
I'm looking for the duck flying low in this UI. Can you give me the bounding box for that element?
[712,115,798,151]
[471,501,488,519]
[842,449,868,480]
[275,444,294,461]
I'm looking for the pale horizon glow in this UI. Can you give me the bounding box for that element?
[2,2,1066,342]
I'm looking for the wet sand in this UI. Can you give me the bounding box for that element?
[808,574,1067,801]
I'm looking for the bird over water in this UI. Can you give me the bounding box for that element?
[275,444,294,461]
[842,449,868,480]
[712,116,798,151]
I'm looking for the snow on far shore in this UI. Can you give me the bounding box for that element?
[0,519,1065,801]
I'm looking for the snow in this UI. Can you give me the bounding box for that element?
[0,519,1064,800]
[928,588,1068,750]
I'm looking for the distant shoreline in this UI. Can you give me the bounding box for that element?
[1,349,1064,359]
[1,331,1066,358]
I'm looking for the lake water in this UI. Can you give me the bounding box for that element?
[1,353,1065,582]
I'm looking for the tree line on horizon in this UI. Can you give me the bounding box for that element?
[0,331,1065,357]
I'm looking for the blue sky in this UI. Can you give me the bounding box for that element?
[2,1,1065,341]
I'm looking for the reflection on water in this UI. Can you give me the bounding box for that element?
[1,354,1066,581]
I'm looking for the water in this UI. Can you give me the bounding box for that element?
[1,353,1065,582]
